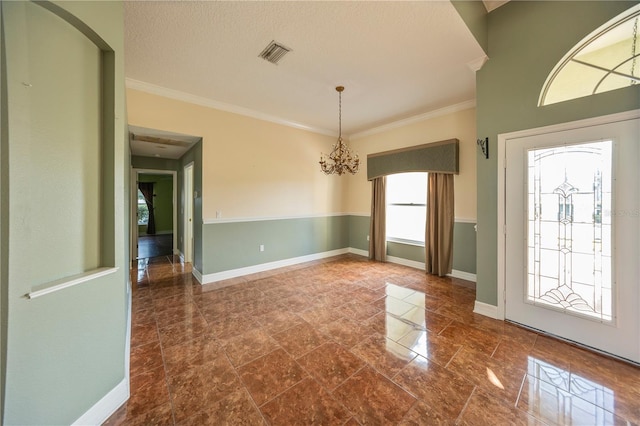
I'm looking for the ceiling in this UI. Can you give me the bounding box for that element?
[124,1,491,158]
[129,125,201,159]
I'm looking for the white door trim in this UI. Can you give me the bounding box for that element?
[497,109,640,322]
[183,162,195,263]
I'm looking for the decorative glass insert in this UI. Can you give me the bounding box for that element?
[527,141,613,322]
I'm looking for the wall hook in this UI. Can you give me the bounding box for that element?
[477,137,489,159]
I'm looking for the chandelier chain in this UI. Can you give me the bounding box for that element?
[338,90,342,139]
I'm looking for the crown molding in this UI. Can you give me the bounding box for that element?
[350,99,476,140]
[125,78,335,137]
[126,79,476,141]
[467,55,489,72]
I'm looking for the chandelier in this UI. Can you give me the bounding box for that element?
[319,86,360,175]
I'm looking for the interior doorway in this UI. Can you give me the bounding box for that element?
[132,169,178,260]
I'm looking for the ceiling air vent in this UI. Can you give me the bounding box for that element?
[259,41,291,65]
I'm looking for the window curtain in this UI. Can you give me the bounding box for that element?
[425,173,454,276]
[138,182,156,235]
[369,176,386,262]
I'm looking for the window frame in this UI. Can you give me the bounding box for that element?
[385,172,428,246]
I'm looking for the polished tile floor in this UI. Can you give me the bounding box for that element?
[137,234,174,259]
[106,254,640,425]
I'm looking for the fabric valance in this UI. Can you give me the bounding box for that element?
[367,138,459,181]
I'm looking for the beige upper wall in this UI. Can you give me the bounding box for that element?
[127,89,344,220]
[344,107,477,220]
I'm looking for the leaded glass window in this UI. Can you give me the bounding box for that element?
[527,141,613,323]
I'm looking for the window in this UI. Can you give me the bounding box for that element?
[539,5,640,106]
[137,189,149,225]
[527,141,613,322]
[386,172,427,244]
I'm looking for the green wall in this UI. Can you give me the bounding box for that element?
[451,0,488,54]
[199,215,476,278]
[452,222,476,274]
[202,215,349,275]
[2,1,128,424]
[386,222,477,274]
[138,173,173,234]
[0,4,8,417]
[475,1,640,305]
[348,215,370,252]
[131,154,179,171]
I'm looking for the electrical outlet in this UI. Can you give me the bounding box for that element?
[366,235,370,241]
[259,244,265,252]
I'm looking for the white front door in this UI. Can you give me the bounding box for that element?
[504,116,639,363]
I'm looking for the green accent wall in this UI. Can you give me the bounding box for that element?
[202,216,349,274]
[131,155,179,171]
[387,241,424,263]
[475,1,640,305]
[453,222,476,274]
[138,173,173,234]
[348,215,370,252]
[387,222,477,274]
[451,0,488,54]
[2,1,128,424]
[346,215,477,275]
[0,5,8,417]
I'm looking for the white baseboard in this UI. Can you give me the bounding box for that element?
[348,247,368,257]
[72,378,128,426]
[449,270,477,282]
[360,253,477,283]
[473,301,499,319]
[387,255,425,270]
[192,267,203,284]
[195,247,476,288]
[124,287,132,391]
[198,248,350,284]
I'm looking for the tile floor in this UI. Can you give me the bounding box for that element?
[105,254,640,425]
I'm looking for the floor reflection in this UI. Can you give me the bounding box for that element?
[523,357,617,425]
[111,254,640,425]
[383,283,428,358]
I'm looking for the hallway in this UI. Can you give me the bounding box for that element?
[137,234,174,259]
[106,255,640,425]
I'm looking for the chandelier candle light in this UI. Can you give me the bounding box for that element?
[319,86,360,175]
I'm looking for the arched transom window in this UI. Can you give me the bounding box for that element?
[539,4,640,106]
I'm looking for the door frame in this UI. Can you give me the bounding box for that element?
[130,168,178,260]
[183,162,195,263]
[497,109,640,321]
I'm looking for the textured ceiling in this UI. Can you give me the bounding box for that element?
[124,1,487,141]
